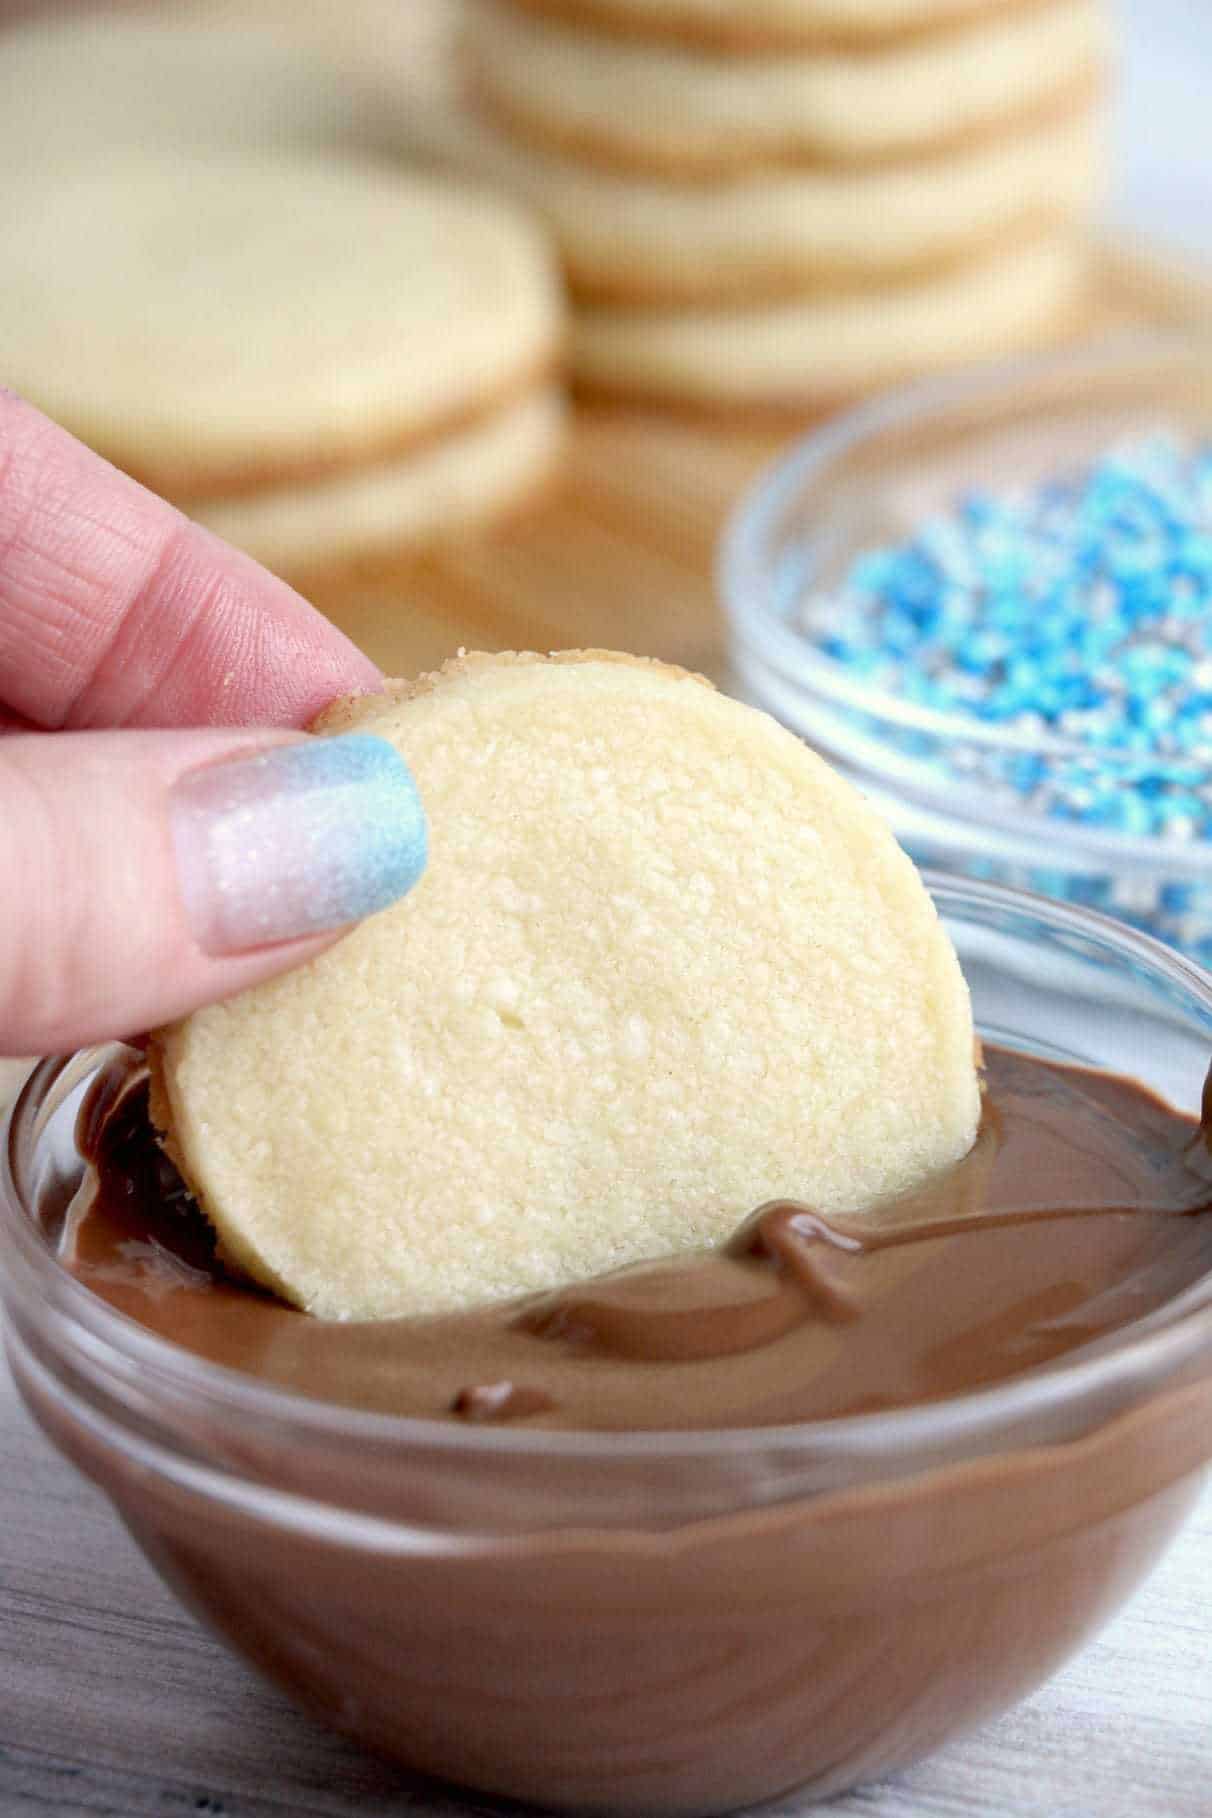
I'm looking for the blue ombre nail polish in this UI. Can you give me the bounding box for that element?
[170,734,428,957]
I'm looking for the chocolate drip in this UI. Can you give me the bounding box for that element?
[726,1201,863,1318]
[513,1203,863,1366]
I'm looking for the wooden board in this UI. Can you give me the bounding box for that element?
[308,241,1212,685]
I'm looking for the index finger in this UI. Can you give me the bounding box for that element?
[0,391,382,730]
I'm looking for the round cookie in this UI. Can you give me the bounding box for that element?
[411,95,1103,302]
[572,234,1088,405]
[465,0,1108,174]
[152,652,980,1322]
[0,155,565,560]
[495,0,1061,51]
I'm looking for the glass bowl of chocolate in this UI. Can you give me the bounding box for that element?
[5,876,1212,1817]
[723,335,1212,965]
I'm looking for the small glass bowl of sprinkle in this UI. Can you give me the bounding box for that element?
[722,337,1212,964]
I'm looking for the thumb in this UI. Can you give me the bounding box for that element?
[0,727,426,1054]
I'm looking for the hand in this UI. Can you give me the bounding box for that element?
[0,392,426,1055]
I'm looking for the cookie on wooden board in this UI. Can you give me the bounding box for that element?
[465,0,1108,174]
[408,94,1103,303]
[0,156,566,569]
[570,233,1088,405]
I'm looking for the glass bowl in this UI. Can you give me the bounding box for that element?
[4,880,1212,1816]
[721,336,1212,964]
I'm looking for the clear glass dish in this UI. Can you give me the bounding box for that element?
[4,880,1212,1815]
[721,336,1212,962]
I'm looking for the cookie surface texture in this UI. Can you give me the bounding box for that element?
[154,654,980,1321]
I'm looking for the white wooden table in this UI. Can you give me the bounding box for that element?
[1,1344,1210,1818]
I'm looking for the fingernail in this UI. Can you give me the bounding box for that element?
[170,734,427,956]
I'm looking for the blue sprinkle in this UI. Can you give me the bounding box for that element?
[787,433,1212,955]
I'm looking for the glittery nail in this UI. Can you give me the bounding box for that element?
[170,734,427,957]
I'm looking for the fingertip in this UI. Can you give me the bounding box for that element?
[169,732,427,958]
[0,727,424,1054]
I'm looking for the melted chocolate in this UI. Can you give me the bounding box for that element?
[56,1047,1212,1431]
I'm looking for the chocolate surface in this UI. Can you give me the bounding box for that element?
[56,1046,1212,1430]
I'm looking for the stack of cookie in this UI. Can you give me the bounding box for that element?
[0,13,567,577]
[434,0,1110,408]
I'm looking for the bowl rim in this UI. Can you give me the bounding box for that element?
[5,874,1212,1467]
[719,332,1212,860]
